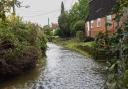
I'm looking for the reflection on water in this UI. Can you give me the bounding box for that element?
[0,43,105,89]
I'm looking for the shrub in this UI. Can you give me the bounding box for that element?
[73,20,85,35]
[0,16,47,79]
[58,12,70,37]
[36,33,47,54]
[43,25,51,36]
[76,31,85,41]
[54,28,63,37]
[84,36,94,42]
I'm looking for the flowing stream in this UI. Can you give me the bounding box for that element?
[0,43,106,89]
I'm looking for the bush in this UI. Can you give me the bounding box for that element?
[76,31,85,41]
[36,33,47,54]
[73,20,85,35]
[84,36,94,42]
[54,28,63,37]
[58,12,70,37]
[0,16,47,79]
[43,25,51,36]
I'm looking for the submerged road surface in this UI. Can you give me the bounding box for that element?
[0,43,105,89]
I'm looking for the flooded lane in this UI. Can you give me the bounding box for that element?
[0,43,105,89]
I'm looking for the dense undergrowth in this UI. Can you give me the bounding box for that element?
[0,16,47,80]
[95,0,128,88]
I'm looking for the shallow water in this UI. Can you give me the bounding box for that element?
[0,43,105,89]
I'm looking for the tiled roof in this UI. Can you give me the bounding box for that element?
[86,0,117,21]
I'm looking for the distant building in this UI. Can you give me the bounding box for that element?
[51,23,58,29]
[85,0,117,37]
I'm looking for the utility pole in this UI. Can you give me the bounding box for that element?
[48,18,50,26]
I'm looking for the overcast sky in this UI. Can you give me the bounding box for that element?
[16,0,77,26]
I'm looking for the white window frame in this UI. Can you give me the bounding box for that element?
[107,15,112,23]
[91,20,94,28]
[87,22,90,36]
[97,18,101,27]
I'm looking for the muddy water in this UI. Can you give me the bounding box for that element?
[0,43,105,89]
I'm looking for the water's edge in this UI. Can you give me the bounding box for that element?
[0,43,106,89]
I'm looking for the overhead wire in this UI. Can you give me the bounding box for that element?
[21,0,74,18]
[23,9,60,17]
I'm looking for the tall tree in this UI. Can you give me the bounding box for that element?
[78,0,88,20]
[68,0,88,36]
[58,2,70,37]
[68,2,80,36]
[61,1,65,14]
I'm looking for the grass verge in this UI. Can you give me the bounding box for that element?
[52,38,95,58]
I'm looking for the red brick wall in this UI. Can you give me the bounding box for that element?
[85,14,115,37]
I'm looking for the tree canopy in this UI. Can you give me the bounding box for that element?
[58,0,88,37]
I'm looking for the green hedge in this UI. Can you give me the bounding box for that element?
[0,16,47,80]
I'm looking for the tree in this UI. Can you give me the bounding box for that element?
[68,0,88,37]
[12,0,21,15]
[58,12,70,37]
[73,20,85,32]
[68,3,80,36]
[0,0,11,21]
[0,0,21,21]
[54,28,63,37]
[43,25,52,36]
[78,0,88,20]
[58,2,70,37]
[58,0,89,37]
[61,1,65,14]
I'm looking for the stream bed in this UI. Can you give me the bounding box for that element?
[0,43,106,89]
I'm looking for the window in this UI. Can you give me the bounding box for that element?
[91,20,94,28]
[97,18,101,27]
[107,15,112,23]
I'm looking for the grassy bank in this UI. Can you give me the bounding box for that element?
[52,37,95,57]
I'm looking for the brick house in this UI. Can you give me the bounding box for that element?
[51,23,58,29]
[85,0,117,37]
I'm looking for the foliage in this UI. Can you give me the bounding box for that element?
[76,31,85,41]
[0,16,47,79]
[52,38,94,57]
[58,0,88,37]
[53,28,63,37]
[95,0,128,88]
[84,36,94,42]
[36,32,47,53]
[78,0,88,20]
[0,0,46,79]
[68,3,80,36]
[0,15,47,61]
[0,0,21,21]
[43,25,51,36]
[68,0,88,37]
[58,2,70,37]
[61,1,65,14]
[72,20,85,36]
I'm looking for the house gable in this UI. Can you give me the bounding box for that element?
[85,0,117,37]
[87,0,117,21]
